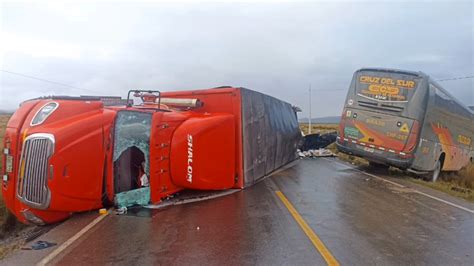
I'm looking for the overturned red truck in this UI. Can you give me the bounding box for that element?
[2,87,301,224]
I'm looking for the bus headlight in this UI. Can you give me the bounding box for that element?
[31,102,59,126]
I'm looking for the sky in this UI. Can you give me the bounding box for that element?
[0,0,473,118]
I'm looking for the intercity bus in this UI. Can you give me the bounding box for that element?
[337,68,474,181]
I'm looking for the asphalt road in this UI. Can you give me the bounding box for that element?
[4,158,474,265]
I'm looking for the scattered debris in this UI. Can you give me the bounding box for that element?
[115,207,128,215]
[301,132,337,151]
[115,187,151,209]
[99,208,107,215]
[298,148,335,158]
[145,189,240,209]
[24,226,55,243]
[0,224,54,259]
[30,240,56,250]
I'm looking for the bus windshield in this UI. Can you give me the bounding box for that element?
[356,71,421,103]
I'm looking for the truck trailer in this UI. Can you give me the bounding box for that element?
[1,87,301,224]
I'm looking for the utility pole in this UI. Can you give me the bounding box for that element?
[308,84,312,134]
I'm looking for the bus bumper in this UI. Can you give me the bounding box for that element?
[336,141,413,169]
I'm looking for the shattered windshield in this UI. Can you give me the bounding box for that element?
[113,111,152,176]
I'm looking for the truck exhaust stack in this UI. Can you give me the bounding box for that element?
[158,98,203,108]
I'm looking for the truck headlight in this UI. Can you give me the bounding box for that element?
[21,209,45,225]
[31,102,59,126]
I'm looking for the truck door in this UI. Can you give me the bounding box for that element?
[113,111,152,208]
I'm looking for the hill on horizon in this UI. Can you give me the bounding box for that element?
[0,110,13,115]
[299,116,340,124]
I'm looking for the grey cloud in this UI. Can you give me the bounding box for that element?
[1,1,472,117]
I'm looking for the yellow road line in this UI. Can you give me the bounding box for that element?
[275,191,339,266]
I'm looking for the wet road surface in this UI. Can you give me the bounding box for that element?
[6,158,474,265]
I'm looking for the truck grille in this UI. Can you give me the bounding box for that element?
[17,134,54,209]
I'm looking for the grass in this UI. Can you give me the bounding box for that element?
[299,123,339,135]
[0,114,25,240]
[0,114,30,260]
[299,123,474,202]
[0,242,23,260]
[410,177,474,202]
[0,115,10,230]
[414,164,474,202]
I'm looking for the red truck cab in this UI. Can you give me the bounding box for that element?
[2,87,301,224]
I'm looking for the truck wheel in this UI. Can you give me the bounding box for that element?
[428,160,441,182]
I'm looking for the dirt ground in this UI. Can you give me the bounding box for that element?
[0,115,33,259]
[0,115,11,230]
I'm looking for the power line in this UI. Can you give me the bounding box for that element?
[0,69,96,92]
[436,75,474,82]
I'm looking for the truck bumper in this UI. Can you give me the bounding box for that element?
[7,199,71,225]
